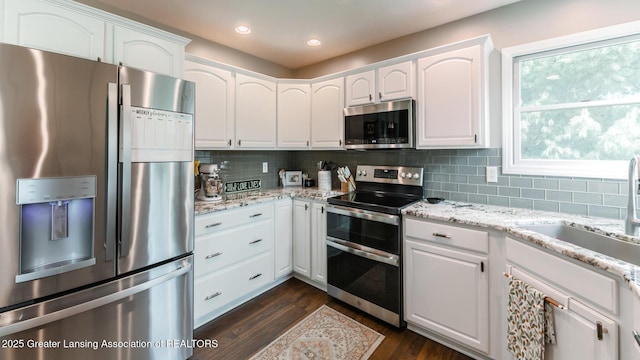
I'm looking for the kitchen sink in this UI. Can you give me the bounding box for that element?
[518,223,640,267]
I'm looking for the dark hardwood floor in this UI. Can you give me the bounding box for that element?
[191,278,473,360]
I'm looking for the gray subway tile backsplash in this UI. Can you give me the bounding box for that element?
[196,147,631,220]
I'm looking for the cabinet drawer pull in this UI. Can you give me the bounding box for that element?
[432,232,452,239]
[250,213,263,218]
[205,222,222,229]
[596,321,608,341]
[249,273,263,280]
[633,330,640,346]
[205,252,223,259]
[205,291,222,301]
[249,239,263,245]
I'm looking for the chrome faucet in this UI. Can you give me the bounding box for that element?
[626,156,640,236]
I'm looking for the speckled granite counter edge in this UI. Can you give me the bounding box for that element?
[194,187,345,216]
[402,200,640,299]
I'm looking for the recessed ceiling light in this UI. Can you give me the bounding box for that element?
[235,25,251,35]
[307,38,322,47]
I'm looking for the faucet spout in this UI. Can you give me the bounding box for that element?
[626,155,640,236]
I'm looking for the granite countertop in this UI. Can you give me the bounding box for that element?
[194,187,344,216]
[403,200,640,298]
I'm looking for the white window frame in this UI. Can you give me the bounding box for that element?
[502,21,640,180]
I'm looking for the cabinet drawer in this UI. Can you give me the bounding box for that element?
[195,203,273,236]
[194,252,274,320]
[506,237,618,314]
[195,219,273,276]
[405,217,488,253]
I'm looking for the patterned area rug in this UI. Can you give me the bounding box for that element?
[249,305,384,360]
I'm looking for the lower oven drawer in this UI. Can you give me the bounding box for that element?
[327,242,400,313]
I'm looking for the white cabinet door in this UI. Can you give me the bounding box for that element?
[405,239,489,353]
[292,200,311,277]
[543,299,618,360]
[277,82,311,148]
[311,77,344,149]
[235,73,277,148]
[112,25,184,76]
[274,199,293,278]
[345,70,375,106]
[184,59,235,149]
[378,61,414,102]
[416,44,488,148]
[310,202,327,284]
[2,0,106,61]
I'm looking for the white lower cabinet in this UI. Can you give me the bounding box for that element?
[404,217,490,354]
[292,199,327,288]
[274,199,293,278]
[506,237,619,360]
[193,203,275,328]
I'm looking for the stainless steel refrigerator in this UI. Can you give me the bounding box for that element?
[0,42,195,359]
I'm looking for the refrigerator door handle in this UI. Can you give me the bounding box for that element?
[119,83,132,258]
[105,82,119,262]
[0,261,192,337]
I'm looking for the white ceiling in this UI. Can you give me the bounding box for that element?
[91,0,520,69]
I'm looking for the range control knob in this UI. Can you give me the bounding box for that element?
[361,170,367,176]
[357,170,362,176]
[400,172,406,178]
[412,173,420,179]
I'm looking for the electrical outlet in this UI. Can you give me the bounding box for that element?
[486,166,498,183]
[262,162,268,173]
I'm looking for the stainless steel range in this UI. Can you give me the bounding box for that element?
[326,165,424,327]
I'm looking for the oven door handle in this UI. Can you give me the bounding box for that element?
[327,238,399,267]
[326,205,400,225]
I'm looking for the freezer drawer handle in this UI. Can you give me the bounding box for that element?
[205,291,222,301]
[249,273,263,280]
[205,222,223,228]
[249,213,263,218]
[205,252,223,259]
[249,239,263,245]
[0,261,192,338]
[433,232,452,239]
[633,330,640,346]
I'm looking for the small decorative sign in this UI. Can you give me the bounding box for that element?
[223,179,261,194]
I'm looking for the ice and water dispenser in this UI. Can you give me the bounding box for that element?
[15,176,97,283]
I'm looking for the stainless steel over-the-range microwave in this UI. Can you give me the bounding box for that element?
[343,98,415,150]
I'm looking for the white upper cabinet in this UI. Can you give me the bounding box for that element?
[184,57,235,149]
[235,73,277,148]
[345,61,414,106]
[378,61,414,102]
[277,82,311,149]
[111,25,186,77]
[416,36,491,149]
[1,0,106,61]
[310,77,344,149]
[0,0,189,77]
[345,70,375,106]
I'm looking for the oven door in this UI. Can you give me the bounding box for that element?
[326,205,403,327]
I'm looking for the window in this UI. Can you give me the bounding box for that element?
[502,21,640,179]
